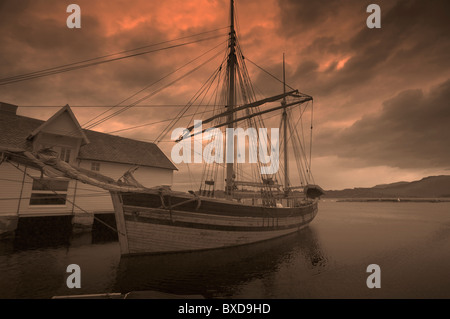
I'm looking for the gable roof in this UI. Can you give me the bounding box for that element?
[27,104,90,145]
[0,107,177,171]
[79,130,177,170]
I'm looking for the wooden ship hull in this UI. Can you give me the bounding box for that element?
[111,191,318,255]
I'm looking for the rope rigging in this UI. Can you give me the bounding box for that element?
[177,25,316,204]
[35,37,229,151]
[81,39,228,130]
[1,12,317,205]
[0,27,229,86]
[83,48,225,131]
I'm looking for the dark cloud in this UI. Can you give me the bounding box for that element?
[303,37,341,56]
[270,0,450,133]
[311,1,447,88]
[335,0,450,90]
[296,60,319,76]
[315,78,450,169]
[277,0,353,37]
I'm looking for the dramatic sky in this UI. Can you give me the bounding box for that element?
[0,0,449,190]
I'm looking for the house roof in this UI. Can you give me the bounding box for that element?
[79,130,177,170]
[28,104,90,145]
[0,108,177,171]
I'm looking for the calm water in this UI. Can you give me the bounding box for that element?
[1,201,450,299]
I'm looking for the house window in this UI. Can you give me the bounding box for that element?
[59,147,71,163]
[39,144,72,163]
[29,178,69,206]
[91,162,100,171]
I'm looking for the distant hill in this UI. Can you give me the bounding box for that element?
[324,175,450,198]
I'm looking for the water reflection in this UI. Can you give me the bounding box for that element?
[0,220,328,298]
[114,227,328,298]
[8,214,118,252]
[2,202,450,298]
[297,227,329,272]
[13,216,72,251]
[91,214,118,244]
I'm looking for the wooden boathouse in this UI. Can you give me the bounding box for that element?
[0,102,177,237]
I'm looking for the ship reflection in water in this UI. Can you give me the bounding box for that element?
[114,228,328,298]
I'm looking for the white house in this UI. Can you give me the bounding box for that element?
[0,102,177,236]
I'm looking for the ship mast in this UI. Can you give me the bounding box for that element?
[226,0,236,198]
[282,54,289,197]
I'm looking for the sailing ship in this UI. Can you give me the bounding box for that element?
[1,0,324,255]
[107,0,324,255]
